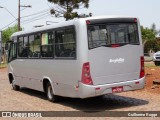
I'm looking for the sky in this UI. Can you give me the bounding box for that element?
[0,0,160,31]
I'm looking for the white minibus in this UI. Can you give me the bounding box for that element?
[7,16,145,102]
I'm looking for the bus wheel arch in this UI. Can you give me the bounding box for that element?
[8,73,20,90]
[43,78,50,93]
[8,73,13,84]
[42,77,59,102]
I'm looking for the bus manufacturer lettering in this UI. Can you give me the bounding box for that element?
[109,58,125,63]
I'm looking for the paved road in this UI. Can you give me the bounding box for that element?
[0,68,160,120]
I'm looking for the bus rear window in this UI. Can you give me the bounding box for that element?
[88,23,139,49]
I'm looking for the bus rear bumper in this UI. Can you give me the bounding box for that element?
[78,77,145,98]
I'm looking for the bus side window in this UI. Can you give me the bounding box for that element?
[55,30,64,57]
[41,32,54,58]
[33,34,41,58]
[29,35,34,57]
[8,42,17,62]
[18,37,24,57]
[18,36,30,58]
[29,34,41,58]
[55,27,76,58]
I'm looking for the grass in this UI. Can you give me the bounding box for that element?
[0,63,7,69]
[145,62,158,68]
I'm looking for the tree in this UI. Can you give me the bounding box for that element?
[151,23,157,34]
[144,40,160,53]
[48,0,91,20]
[141,25,160,53]
[2,24,18,43]
[141,26,156,44]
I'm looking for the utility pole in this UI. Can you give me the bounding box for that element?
[18,0,20,31]
[18,0,31,31]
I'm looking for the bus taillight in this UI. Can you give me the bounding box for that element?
[81,62,93,85]
[111,44,120,48]
[140,56,145,78]
[86,20,91,24]
[134,18,137,23]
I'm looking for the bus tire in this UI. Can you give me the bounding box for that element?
[46,82,59,102]
[12,80,20,91]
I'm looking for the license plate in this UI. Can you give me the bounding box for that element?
[112,86,123,93]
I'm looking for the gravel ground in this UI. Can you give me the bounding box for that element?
[0,63,160,120]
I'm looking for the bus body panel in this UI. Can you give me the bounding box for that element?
[8,16,145,99]
[88,45,142,85]
[9,59,81,91]
[78,77,145,98]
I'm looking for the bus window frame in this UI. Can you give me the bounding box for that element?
[87,22,140,50]
[15,25,77,60]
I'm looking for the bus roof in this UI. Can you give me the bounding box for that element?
[11,15,137,37]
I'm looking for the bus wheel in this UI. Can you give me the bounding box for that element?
[12,80,20,91]
[46,83,59,102]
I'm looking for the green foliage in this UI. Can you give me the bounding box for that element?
[48,0,90,20]
[144,40,160,53]
[141,26,156,42]
[141,24,160,53]
[2,24,18,43]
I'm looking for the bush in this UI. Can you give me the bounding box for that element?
[144,40,160,53]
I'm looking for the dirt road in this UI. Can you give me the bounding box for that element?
[0,65,160,120]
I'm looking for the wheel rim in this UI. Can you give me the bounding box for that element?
[47,85,53,99]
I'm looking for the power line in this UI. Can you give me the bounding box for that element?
[21,12,50,22]
[0,6,53,30]
[22,14,51,24]
[22,15,52,25]
[1,20,17,30]
[21,9,50,18]
[0,10,49,30]
[21,14,52,25]
[1,0,94,30]
[0,6,17,20]
[21,12,50,23]
[1,11,51,29]
[1,13,51,30]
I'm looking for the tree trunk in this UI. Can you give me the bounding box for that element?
[143,39,147,47]
[66,1,69,21]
